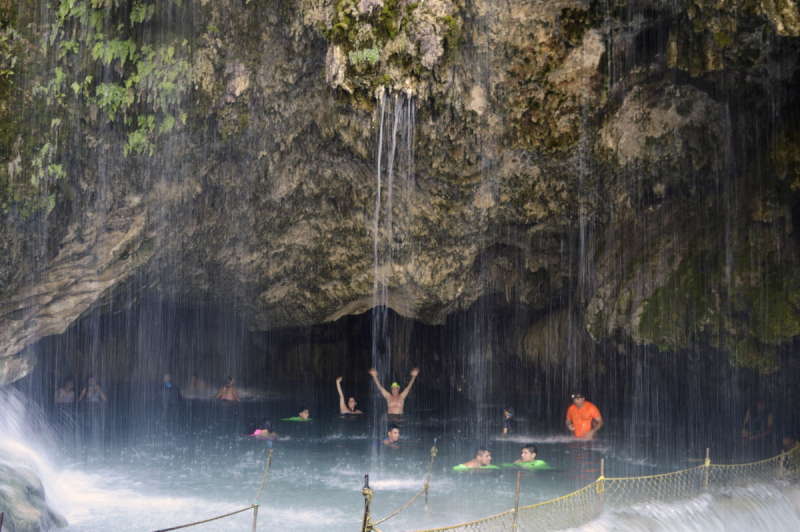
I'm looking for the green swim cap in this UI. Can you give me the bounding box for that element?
[391,382,400,388]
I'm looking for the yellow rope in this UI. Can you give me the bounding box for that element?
[252,446,274,504]
[151,504,257,532]
[373,442,438,526]
[373,484,429,525]
[151,440,275,532]
[410,445,800,532]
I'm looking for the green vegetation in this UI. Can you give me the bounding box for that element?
[44,0,190,156]
[320,0,462,98]
[1,0,191,214]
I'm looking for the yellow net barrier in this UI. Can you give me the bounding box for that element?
[410,444,800,532]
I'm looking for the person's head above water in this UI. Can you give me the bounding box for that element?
[390,382,401,396]
[474,446,492,466]
[520,444,537,462]
[347,397,358,410]
[226,376,234,386]
[505,407,515,418]
[298,407,310,420]
[571,393,586,408]
[261,418,273,433]
[386,424,400,442]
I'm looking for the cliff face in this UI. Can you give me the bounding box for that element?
[0,0,799,384]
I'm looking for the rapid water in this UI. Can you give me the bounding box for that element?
[2,388,799,532]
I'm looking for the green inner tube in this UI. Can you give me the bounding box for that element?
[500,460,552,471]
[452,464,500,471]
[282,417,312,422]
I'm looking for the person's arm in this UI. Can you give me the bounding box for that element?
[98,386,107,401]
[214,387,224,399]
[368,369,391,399]
[565,411,575,433]
[585,416,603,439]
[78,388,86,402]
[400,368,420,399]
[336,377,348,413]
[232,386,241,402]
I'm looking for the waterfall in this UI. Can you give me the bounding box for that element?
[371,90,416,413]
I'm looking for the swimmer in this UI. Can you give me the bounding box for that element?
[214,376,241,402]
[382,424,401,449]
[78,376,107,403]
[336,377,363,414]
[248,418,278,439]
[503,407,517,435]
[283,407,311,422]
[514,444,538,464]
[460,447,492,469]
[189,374,211,397]
[55,378,75,404]
[368,367,419,415]
[161,373,183,408]
[499,443,551,470]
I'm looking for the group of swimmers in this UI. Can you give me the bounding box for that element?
[378,422,551,471]
[336,368,420,416]
[456,444,551,471]
[54,376,107,405]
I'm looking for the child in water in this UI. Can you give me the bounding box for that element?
[247,418,277,439]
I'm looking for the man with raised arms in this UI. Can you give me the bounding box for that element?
[368,367,420,415]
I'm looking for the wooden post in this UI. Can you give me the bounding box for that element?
[511,470,522,530]
[251,504,259,532]
[361,474,374,532]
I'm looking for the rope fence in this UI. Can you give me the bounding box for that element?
[150,441,274,532]
[404,444,800,532]
[137,441,799,532]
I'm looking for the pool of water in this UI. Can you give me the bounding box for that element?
[4,391,800,532]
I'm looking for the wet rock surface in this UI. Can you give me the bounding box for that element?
[0,1,799,382]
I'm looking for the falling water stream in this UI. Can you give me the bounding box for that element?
[2,2,800,531]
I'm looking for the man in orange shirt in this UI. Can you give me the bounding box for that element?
[565,393,603,439]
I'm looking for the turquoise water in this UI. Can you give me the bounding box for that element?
[2,390,800,532]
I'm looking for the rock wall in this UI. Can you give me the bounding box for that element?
[0,0,799,384]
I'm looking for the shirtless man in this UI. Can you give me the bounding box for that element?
[461,447,492,468]
[368,367,419,415]
[336,377,363,414]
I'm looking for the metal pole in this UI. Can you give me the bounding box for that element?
[704,448,710,491]
[511,470,522,530]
